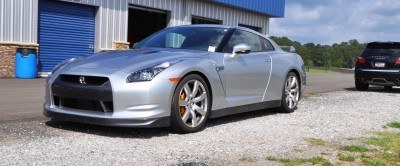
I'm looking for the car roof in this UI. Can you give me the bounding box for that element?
[367,42,400,48]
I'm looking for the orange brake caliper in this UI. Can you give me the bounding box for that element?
[179,92,186,116]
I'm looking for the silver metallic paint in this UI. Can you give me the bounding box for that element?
[44,25,306,127]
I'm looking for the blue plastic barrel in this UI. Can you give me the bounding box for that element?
[15,48,38,79]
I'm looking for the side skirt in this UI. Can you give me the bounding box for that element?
[209,100,281,119]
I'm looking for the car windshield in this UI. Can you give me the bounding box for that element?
[133,27,228,51]
[363,43,400,56]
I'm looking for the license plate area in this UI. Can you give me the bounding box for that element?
[374,62,385,68]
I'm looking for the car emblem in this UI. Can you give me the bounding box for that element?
[79,76,86,85]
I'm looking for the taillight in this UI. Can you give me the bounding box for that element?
[357,57,366,65]
[396,58,400,65]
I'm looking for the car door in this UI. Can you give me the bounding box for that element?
[220,30,272,105]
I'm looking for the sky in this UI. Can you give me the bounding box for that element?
[270,0,400,45]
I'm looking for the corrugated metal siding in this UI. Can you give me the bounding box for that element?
[212,0,285,17]
[0,0,38,44]
[1,0,274,51]
[38,0,95,72]
[187,0,270,34]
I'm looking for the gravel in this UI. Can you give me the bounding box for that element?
[0,90,399,165]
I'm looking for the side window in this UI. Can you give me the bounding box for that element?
[225,30,262,53]
[260,37,275,51]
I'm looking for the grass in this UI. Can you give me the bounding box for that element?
[293,148,303,153]
[307,68,342,74]
[239,156,255,162]
[346,137,359,141]
[341,145,371,152]
[387,121,400,129]
[337,153,356,162]
[266,156,333,166]
[304,138,329,146]
[266,123,400,165]
[363,132,400,166]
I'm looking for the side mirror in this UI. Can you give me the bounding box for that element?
[280,46,296,53]
[231,44,251,58]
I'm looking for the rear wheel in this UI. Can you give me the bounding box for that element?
[170,74,211,133]
[279,72,300,113]
[384,86,393,90]
[355,80,369,91]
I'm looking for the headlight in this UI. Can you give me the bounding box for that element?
[127,60,182,82]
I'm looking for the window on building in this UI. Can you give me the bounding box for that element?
[238,24,262,33]
[192,16,222,25]
[225,30,262,53]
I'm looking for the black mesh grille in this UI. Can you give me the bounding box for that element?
[53,96,113,113]
[59,75,109,86]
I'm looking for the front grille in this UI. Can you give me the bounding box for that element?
[51,75,113,113]
[59,74,109,86]
[53,96,113,112]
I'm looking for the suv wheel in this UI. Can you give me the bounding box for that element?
[384,86,393,90]
[355,80,369,91]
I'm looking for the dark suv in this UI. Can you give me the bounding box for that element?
[355,42,400,91]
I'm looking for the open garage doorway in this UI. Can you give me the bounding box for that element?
[192,16,222,25]
[128,6,168,48]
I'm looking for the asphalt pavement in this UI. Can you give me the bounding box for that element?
[0,73,355,122]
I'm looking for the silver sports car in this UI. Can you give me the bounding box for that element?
[44,25,306,133]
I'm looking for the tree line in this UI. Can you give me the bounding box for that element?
[270,36,367,69]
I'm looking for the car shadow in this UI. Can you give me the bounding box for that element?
[45,108,281,138]
[206,108,280,127]
[345,86,400,93]
[45,120,170,139]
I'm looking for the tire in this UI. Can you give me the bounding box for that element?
[278,72,300,113]
[355,80,369,91]
[170,74,211,133]
[384,86,393,90]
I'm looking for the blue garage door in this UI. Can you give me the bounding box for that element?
[38,0,95,72]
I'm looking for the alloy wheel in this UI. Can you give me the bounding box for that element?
[284,76,299,109]
[178,80,208,128]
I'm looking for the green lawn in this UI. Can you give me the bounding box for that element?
[265,122,400,166]
[307,68,342,74]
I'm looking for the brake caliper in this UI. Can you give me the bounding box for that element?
[179,92,186,116]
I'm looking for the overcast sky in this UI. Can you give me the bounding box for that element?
[270,0,400,45]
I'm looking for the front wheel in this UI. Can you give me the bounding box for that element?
[279,72,300,113]
[170,74,211,133]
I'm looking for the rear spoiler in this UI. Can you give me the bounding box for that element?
[280,46,296,53]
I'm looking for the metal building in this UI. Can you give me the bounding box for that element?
[0,0,285,77]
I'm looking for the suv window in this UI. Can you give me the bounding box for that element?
[260,37,275,51]
[224,30,262,53]
[363,43,400,56]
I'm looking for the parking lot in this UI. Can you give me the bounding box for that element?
[1,73,399,165]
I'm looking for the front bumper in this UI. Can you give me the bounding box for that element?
[43,68,177,127]
[355,69,400,86]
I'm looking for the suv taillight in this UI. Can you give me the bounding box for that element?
[396,58,400,65]
[357,57,366,65]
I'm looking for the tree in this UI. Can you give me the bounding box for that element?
[270,36,366,69]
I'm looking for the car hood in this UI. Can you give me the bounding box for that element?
[66,48,209,73]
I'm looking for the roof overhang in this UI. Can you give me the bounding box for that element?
[210,0,285,18]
